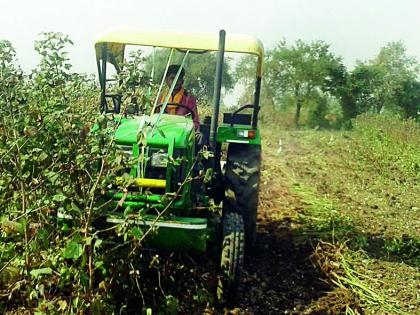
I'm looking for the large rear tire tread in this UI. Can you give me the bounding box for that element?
[217,212,245,304]
[224,144,261,250]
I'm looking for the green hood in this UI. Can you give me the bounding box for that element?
[114,114,194,148]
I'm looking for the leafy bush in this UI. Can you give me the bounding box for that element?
[0,33,155,314]
[117,50,153,114]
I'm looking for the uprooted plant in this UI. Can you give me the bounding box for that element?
[310,241,410,315]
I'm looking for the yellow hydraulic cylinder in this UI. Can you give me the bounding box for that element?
[116,177,166,189]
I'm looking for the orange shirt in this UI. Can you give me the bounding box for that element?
[159,88,200,129]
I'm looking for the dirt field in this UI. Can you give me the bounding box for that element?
[222,127,419,315]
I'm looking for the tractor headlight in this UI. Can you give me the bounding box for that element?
[237,129,256,139]
[150,151,168,168]
[116,145,133,159]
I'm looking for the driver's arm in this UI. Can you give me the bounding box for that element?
[185,95,200,130]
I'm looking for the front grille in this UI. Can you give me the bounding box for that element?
[115,145,186,193]
[145,148,167,187]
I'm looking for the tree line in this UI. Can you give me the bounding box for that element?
[236,40,420,128]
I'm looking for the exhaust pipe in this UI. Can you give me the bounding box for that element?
[210,29,226,150]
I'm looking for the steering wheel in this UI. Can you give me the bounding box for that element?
[155,103,195,119]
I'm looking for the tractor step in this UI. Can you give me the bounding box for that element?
[106,215,209,252]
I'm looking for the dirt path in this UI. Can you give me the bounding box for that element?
[226,128,419,315]
[229,132,336,314]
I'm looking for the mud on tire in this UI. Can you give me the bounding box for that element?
[224,143,261,249]
[217,212,245,304]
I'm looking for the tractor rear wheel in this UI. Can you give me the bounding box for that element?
[224,144,261,250]
[217,212,245,304]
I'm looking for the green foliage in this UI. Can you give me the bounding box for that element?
[163,295,179,314]
[62,240,84,260]
[238,39,420,129]
[351,113,420,178]
[338,41,420,123]
[0,33,157,314]
[292,183,355,243]
[117,50,153,114]
[233,54,259,105]
[339,63,382,121]
[29,268,53,279]
[395,79,420,119]
[373,41,418,114]
[0,33,215,314]
[306,96,329,129]
[264,39,345,127]
[384,237,420,267]
[1,33,104,311]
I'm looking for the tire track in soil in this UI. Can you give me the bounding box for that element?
[227,141,332,314]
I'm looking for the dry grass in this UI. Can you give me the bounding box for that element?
[260,117,420,314]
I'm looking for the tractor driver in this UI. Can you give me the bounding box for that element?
[160,65,200,130]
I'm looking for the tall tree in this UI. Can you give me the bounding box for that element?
[395,79,420,119]
[342,41,419,118]
[233,54,277,107]
[265,40,345,126]
[233,55,257,105]
[337,62,383,121]
[371,41,418,113]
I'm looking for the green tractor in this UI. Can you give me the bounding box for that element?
[94,28,263,302]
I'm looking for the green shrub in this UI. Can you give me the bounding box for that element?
[0,33,154,314]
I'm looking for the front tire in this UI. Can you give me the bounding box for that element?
[217,212,245,304]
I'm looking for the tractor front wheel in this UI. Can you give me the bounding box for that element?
[217,212,245,304]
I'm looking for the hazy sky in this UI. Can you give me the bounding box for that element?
[1,0,420,74]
